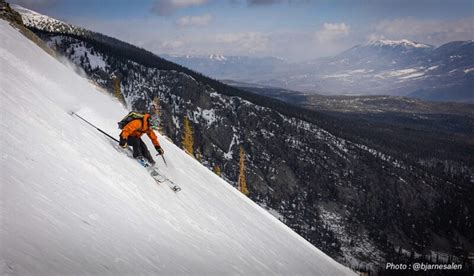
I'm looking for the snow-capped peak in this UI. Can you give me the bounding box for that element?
[11,4,49,20]
[12,4,63,26]
[209,54,227,61]
[369,39,432,49]
[12,4,84,34]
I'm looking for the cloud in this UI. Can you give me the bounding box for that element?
[159,40,186,51]
[212,32,270,53]
[322,22,350,33]
[316,22,350,42]
[366,33,385,42]
[177,14,212,27]
[371,17,474,45]
[151,0,210,16]
[247,0,279,5]
[133,31,271,58]
[246,0,309,6]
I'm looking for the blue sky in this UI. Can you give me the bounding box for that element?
[10,0,474,61]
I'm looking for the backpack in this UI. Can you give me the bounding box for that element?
[118,111,146,129]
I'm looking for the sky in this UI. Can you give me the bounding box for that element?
[10,0,474,61]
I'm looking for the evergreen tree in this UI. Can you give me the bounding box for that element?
[182,116,194,156]
[238,146,249,196]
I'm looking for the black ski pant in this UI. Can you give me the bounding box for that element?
[128,136,154,164]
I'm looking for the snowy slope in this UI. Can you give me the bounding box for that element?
[0,20,355,275]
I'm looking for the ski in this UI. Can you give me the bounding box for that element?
[133,154,182,193]
[148,166,181,192]
[109,142,181,192]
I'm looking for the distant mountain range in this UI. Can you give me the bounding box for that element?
[161,54,288,83]
[165,40,474,103]
[223,80,474,117]
[12,4,473,103]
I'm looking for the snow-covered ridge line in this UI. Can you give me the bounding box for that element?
[12,4,85,34]
[368,39,433,49]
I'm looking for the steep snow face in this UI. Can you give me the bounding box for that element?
[0,21,354,275]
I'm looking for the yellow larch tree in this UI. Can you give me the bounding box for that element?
[213,164,221,176]
[181,116,194,156]
[238,146,249,196]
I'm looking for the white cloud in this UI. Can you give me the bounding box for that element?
[247,0,280,5]
[246,0,311,5]
[212,32,269,53]
[159,40,185,50]
[151,0,210,16]
[213,33,246,43]
[316,22,350,42]
[177,14,212,27]
[133,31,271,57]
[323,22,350,33]
[366,33,385,42]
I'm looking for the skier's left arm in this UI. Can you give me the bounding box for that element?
[146,129,164,155]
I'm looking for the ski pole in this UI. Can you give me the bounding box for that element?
[156,153,167,166]
[161,155,168,166]
[70,111,119,143]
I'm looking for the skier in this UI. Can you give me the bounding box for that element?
[118,112,164,166]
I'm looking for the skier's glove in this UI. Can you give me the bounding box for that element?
[119,137,127,148]
[155,146,164,155]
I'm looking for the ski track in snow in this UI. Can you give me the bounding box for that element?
[0,21,355,275]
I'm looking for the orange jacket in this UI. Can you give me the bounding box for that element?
[120,113,160,147]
